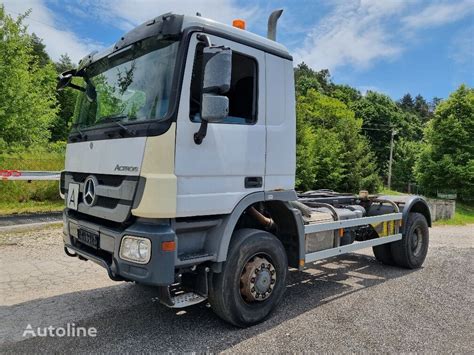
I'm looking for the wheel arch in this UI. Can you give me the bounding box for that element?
[211,192,305,269]
[401,196,432,234]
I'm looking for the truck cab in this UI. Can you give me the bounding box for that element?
[59,12,431,327]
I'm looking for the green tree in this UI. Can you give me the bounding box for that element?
[0,7,58,146]
[296,90,381,192]
[30,33,50,67]
[331,84,362,106]
[398,93,414,112]
[430,97,443,112]
[351,91,425,179]
[294,62,332,96]
[50,54,78,141]
[295,112,318,190]
[391,138,423,191]
[351,92,401,176]
[414,94,431,122]
[416,85,474,200]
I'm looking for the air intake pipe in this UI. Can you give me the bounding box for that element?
[267,9,283,41]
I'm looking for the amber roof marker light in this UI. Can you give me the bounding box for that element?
[232,19,246,30]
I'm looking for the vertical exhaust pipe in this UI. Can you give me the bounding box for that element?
[267,9,283,41]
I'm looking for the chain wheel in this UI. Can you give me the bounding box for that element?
[240,255,276,303]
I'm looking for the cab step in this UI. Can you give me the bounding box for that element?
[177,251,215,264]
[157,285,207,308]
[170,292,207,308]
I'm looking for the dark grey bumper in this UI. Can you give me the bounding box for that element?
[63,211,176,286]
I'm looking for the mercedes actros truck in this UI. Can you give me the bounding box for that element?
[58,10,431,327]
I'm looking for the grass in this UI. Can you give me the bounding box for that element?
[0,200,64,215]
[380,188,473,226]
[434,202,474,226]
[0,144,64,205]
[379,188,407,196]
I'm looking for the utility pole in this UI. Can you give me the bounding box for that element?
[387,129,397,190]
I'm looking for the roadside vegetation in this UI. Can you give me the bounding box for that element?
[0,200,64,215]
[434,203,474,226]
[0,7,472,218]
[379,189,406,196]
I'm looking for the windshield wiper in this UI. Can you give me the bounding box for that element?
[96,114,136,136]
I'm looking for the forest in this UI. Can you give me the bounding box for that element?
[1,7,473,208]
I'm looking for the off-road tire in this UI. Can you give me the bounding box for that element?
[391,212,429,269]
[373,243,396,265]
[208,228,288,327]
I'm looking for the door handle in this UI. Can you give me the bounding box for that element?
[245,177,263,188]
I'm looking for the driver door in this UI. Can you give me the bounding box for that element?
[174,33,266,217]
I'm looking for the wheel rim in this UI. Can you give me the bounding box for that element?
[240,255,276,303]
[411,227,423,256]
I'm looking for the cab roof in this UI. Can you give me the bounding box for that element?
[181,14,291,59]
[78,13,292,70]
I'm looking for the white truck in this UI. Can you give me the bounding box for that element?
[58,10,431,327]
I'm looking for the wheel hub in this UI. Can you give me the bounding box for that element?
[240,256,276,302]
[411,227,423,255]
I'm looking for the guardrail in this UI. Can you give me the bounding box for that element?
[0,170,60,181]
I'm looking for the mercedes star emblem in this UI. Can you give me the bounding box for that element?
[83,176,98,207]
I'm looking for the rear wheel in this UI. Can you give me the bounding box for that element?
[208,228,288,327]
[373,243,396,265]
[391,212,429,269]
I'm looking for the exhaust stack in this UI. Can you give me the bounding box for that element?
[267,9,283,41]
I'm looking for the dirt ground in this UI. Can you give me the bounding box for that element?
[1,224,473,353]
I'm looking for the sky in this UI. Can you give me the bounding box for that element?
[2,0,474,101]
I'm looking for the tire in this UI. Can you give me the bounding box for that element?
[373,244,396,265]
[391,212,429,269]
[208,228,288,327]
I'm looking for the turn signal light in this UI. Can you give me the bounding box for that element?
[232,19,246,30]
[161,241,176,252]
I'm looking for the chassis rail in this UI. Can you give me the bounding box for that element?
[304,212,402,234]
[305,233,402,263]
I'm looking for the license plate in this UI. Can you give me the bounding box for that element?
[77,229,100,249]
[67,183,80,210]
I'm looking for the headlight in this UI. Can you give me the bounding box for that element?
[119,236,151,264]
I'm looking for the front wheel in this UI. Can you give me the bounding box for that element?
[208,228,288,327]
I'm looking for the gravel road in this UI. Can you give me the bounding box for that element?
[1,224,473,353]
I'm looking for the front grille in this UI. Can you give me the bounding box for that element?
[63,172,139,223]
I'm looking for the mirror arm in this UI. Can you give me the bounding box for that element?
[197,34,211,47]
[194,34,212,144]
[193,121,208,145]
[68,83,86,92]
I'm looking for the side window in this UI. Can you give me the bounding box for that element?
[189,44,258,124]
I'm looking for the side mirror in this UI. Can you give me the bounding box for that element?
[200,46,231,123]
[56,69,87,95]
[56,71,74,90]
[201,94,229,123]
[194,43,232,144]
[201,46,231,95]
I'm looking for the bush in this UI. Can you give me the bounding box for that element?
[0,144,64,203]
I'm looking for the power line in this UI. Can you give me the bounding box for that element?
[3,7,60,31]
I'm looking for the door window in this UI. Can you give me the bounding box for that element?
[189,43,258,124]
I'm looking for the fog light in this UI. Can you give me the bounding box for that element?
[119,236,151,264]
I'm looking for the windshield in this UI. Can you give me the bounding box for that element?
[72,37,179,130]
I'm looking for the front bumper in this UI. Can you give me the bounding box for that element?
[63,211,176,286]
